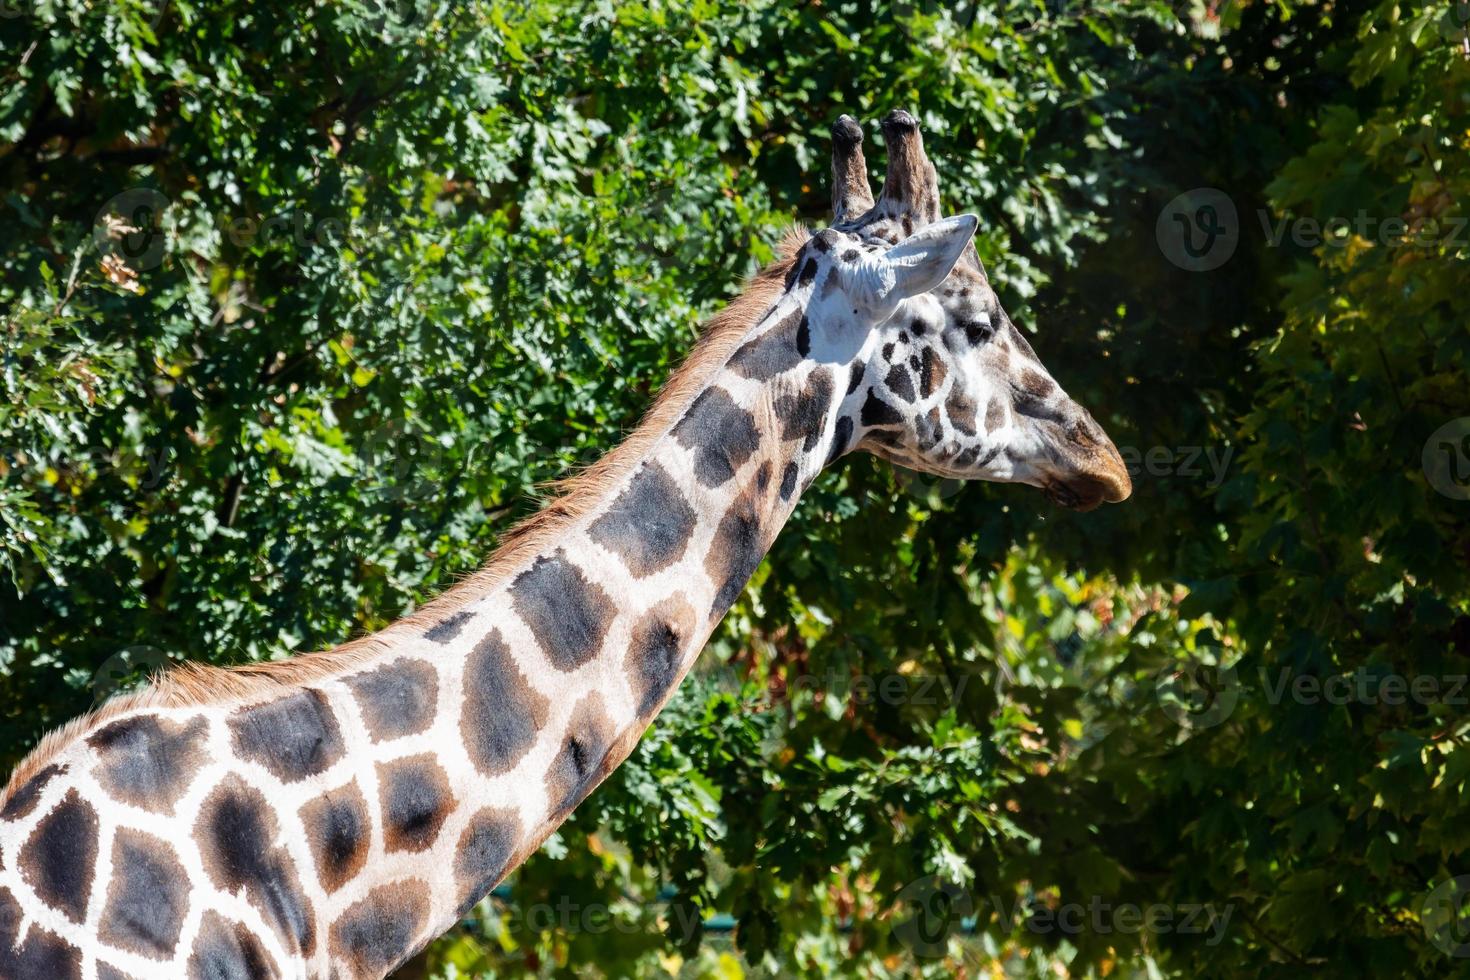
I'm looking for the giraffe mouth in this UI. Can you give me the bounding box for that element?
[1043,476,1114,512]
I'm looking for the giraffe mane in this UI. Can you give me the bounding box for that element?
[2,227,809,803]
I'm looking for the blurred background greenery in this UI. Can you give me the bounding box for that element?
[3,0,1469,976]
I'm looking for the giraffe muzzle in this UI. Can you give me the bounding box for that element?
[1038,409,1133,510]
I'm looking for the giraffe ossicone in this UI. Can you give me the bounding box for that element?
[0,109,1130,980]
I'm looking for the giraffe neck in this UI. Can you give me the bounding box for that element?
[314,283,855,972]
[0,277,860,980]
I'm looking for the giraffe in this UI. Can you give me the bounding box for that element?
[0,109,1130,980]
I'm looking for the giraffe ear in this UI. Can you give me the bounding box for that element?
[881,213,979,301]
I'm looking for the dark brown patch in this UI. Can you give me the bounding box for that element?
[545,693,616,815]
[884,364,916,403]
[728,308,804,380]
[919,347,946,398]
[946,388,978,436]
[860,390,903,427]
[705,487,766,620]
[99,828,189,960]
[330,880,431,980]
[299,780,370,894]
[626,596,697,716]
[423,609,473,644]
[779,462,799,500]
[196,777,315,957]
[672,387,762,488]
[0,885,82,980]
[344,658,439,743]
[461,629,550,776]
[228,689,345,784]
[89,714,208,814]
[827,416,855,466]
[510,551,615,671]
[774,367,834,451]
[985,398,1007,433]
[376,754,453,853]
[588,461,697,578]
[453,809,522,918]
[187,911,279,980]
[0,764,65,822]
[919,406,943,451]
[1020,368,1056,399]
[19,789,98,924]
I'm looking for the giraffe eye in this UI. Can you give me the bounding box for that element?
[961,314,994,346]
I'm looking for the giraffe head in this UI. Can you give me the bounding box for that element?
[789,109,1131,511]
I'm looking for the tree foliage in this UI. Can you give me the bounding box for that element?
[2,0,1467,976]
